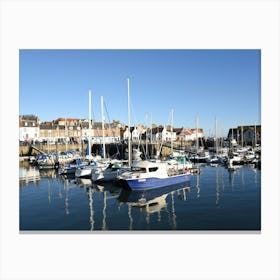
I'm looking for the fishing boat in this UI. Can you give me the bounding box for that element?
[117,160,191,191]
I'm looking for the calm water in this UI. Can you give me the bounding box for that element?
[19,162,261,231]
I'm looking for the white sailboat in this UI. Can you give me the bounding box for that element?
[76,91,109,178]
[92,88,130,182]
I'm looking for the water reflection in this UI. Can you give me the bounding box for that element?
[118,182,190,206]
[118,182,190,229]
[88,187,94,231]
[19,165,40,187]
[195,173,200,199]
[19,162,261,231]
[40,168,57,178]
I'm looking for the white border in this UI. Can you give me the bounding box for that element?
[1,0,279,279]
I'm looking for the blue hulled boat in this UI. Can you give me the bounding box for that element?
[117,160,191,191]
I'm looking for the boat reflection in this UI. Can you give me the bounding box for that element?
[39,168,57,178]
[118,182,190,209]
[118,182,190,230]
[93,181,122,196]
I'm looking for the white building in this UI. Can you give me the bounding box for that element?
[19,115,40,142]
[123,127,131,140]
[132,127,140,141]
[154,127,176,142]
[184,128,204,141]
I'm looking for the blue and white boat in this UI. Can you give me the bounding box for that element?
[117,160,191,191]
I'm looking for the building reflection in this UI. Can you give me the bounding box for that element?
[19,166,40,187]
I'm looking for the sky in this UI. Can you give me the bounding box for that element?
[19,49,261,137]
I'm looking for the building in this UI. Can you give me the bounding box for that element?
[39,119,82,143]
[122,126,138,141]
[38,118,121,144]
[19,115,40,142]
[227,125,261,146]
[173,127,184,142]
[183,128,204,142]
[19,115,207,145]
[149,126,176,142]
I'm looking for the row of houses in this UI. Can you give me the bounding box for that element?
[19,115,204,144]
[19,115,261,146]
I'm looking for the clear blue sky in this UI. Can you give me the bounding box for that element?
[19,49,260,137]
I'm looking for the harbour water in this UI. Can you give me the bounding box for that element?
[19,162,261,231]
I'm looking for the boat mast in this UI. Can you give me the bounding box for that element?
[196,116,199,152]
[88,89,92,158]
[65,117,68,151]
[254,122,257,147]
[215,116,218,155]
[171,108,174,153]
[145,113,148,159]
[101,95,106,159]
[150,113,153,145]
[241,125,244,147]
[127,78,131,166]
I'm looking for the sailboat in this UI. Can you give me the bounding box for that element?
[75,90,109,178]
[91,94,129,182]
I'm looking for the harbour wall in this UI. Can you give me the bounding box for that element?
[19,142,176,158]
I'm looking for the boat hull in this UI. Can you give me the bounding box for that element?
[75,167,94,178]
[122,173,191,191]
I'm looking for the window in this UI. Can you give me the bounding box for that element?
[149,167,158,172]
[132,167,146,173]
